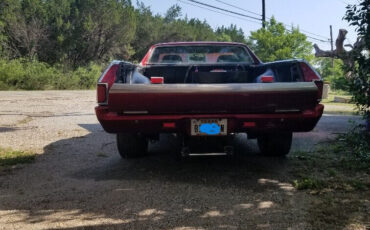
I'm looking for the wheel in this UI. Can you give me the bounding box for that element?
[116,133,148,158]
[257,132,292,156]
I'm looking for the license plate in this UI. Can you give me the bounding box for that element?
[191,119,227,136]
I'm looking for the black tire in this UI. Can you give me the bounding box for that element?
[116,133,148,159]
[257,132,292,156]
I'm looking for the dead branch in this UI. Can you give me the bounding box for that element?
[314,29,365,70]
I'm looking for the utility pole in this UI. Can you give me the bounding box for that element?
[262,0,266,28]
[330,25,334,68]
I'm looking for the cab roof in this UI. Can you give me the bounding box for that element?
[153,41,247,47]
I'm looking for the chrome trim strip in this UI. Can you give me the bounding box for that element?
[110,82,317,94]
[275,109,301,113]
[123,111,149,114]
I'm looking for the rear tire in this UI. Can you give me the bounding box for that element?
[116,133,148,159]
[257,132,292,156]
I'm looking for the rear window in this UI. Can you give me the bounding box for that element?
[148,45,253,64]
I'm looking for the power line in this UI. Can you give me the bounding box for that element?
[216,0,330,40]
[188,0,329,43]
[179,0,329,43]
[209,0,330,41]
[268,18,330,40]
[177,0,261,26]
[186,0,262,21]
[213,0,261,16]
[262,0,266,28]
[284,27,329,43]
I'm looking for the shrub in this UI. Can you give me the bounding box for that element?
[344,1,370,121]
[0,58,102,90]
[326,74,350,91]
[73,63,103,89]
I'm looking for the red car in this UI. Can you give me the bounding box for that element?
[95,42,324,158]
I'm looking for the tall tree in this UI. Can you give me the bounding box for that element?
[0,0,136,66]
[130,3,163,61]
[130,4,217,61]
[44,0,136,66]
[0,0,47,59]
[248,17,313,62]
[216,24,247,43]
[164,4,182,23]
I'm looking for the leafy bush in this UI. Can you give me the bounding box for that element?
[0,58,102,90]
[326,74,350,91]
[344,1,370,121]
[314,58,349,91]
[0,58,52,90]
[74,64,103,89]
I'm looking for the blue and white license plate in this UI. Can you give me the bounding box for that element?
[191,119,227,136]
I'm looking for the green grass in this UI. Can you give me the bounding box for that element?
[322,103,358,115]
[290,125,370,192]
[293,177,324,190]
[0,147,36,167]
[322,91,358,115]
[281,129,370,228]
[328,89,352,96]
[324,90,352,102]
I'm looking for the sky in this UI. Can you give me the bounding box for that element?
[134,0,359,51]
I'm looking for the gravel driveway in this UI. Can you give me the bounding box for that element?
[0,91,362,229]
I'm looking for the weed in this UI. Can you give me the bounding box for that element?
[0,147,36,167]
[293,177,325,190]
[17,116,33,125]
[327,168,337,177]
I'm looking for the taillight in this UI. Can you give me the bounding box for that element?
[300,62,320,82]
[97,62,119,105]
[150,77,164,84]
[261,75,274,83]
[97,83,108,104]
[163,122,176,128]
[243,122,256,128]
[300,62,323,101]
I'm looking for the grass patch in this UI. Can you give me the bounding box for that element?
[291,123,369,190]
[322,92,357,115]
[0,147,36,168]
[308,193,369,230]
[293,177,324,190]
[322,103,358,115]
[329,89,352,96]
[289,126,370,228]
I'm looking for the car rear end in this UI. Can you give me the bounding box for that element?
[95,42,324,158]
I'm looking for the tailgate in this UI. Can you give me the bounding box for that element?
[108,82,319,114]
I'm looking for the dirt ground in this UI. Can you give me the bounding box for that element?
[0,90,367,230]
